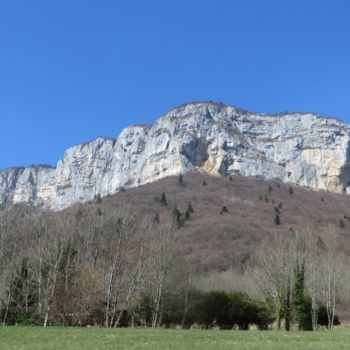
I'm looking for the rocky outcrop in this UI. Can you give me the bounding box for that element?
[1,102,350,210]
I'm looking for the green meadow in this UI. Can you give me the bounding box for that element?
[1,327,350,350]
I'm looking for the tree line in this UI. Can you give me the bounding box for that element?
[0,203,347,330]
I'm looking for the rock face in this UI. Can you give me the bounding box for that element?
[1,102,350,210]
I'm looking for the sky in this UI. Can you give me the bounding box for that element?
[1,0,350,169]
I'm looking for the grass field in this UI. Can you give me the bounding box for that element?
[1,327,350,350]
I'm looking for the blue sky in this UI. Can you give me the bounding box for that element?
[1,0,350,169]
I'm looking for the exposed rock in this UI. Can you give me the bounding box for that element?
[1,102,350,210]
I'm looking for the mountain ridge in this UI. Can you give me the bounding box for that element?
[1,101,350,210]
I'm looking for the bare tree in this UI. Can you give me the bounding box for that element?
[252,231,297,330]
[99,206,137,327]
[304,229,322,330]
[317,224,340,330]
[0,210,21,326]
[31,213,72,327]
[144,212,177,328]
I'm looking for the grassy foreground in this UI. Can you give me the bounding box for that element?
[1,327,350,350]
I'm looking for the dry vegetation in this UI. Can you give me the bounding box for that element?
[101,172,350,273]
[1,172,350,328]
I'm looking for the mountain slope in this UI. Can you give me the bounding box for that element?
[83,172,350,273]
[1,101,350,210]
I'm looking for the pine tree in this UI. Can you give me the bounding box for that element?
[178,174,185,186]
[160,192,167,206]
[284,278,291,331]
[187,203,194,214]
[154,213,160,224]
[220,206,229,214]
[172,207,184,228]
[292,261,309,330]
[274,214,281,225]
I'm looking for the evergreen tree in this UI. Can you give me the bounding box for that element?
[95,193,102,203]
[8,258,36,325]
[172,207,184,228]
[292,261,309,330]
[154,213,160,224]
[178,174,185,186]
[160,192,167,206]
[187,203,194,214]
[220,206,229,214]
[284,279,291,331]
[274,214,281,225]
[185,201,194,220]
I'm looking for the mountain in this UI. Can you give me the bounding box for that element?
[1,101,350,210]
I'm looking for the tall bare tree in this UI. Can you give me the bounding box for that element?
[252,231,297,330]
[143,212,177,328]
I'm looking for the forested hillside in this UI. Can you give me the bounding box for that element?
[1,172,350,329]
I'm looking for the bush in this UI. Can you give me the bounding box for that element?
[195,291,274,330]
[317,305,340,328]
[130,290,275,330]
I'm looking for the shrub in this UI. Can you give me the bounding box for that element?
[195,291,274,330]
[317,305,340,328]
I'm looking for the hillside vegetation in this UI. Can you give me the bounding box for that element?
[1,172,350,329]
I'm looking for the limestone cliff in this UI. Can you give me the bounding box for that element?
[1,102,350,210]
